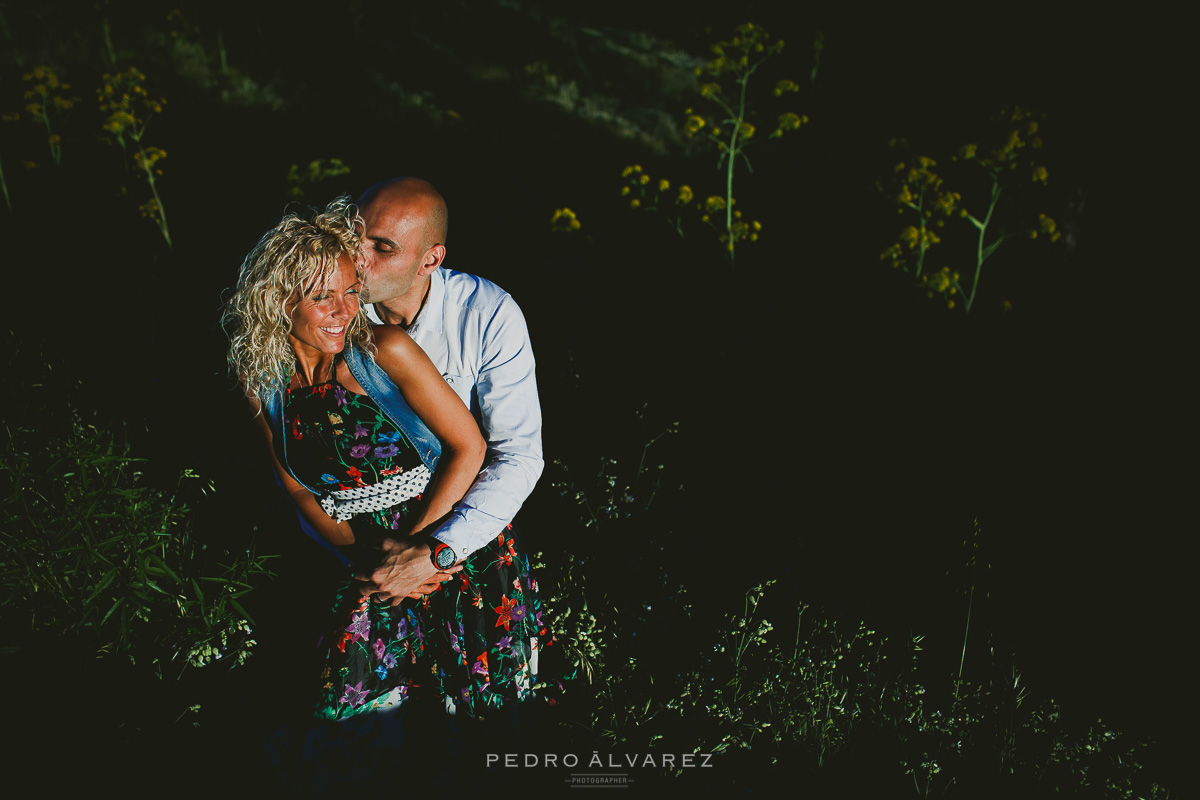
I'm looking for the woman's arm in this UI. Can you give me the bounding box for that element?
[353,326,485,604]
[249,397,357,547]
[370,325,487,537]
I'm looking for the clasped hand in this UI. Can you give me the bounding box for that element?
[353,536,461,605]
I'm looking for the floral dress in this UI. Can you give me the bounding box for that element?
[283,363,546,721]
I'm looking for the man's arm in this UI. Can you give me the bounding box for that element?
[426,293,544,561]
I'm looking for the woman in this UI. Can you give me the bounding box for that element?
[223,197,546,723]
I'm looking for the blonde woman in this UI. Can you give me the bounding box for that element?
[223,197,545,721]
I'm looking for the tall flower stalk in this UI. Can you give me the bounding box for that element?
[615,24,809,269]
[683,23,806,269]
[21,66,79,166]
[97,67,172,247]
[880,108,1060,313]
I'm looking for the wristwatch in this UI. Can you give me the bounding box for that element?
[430,541,457,570]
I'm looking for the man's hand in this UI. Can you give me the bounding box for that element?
[353,536,461,606]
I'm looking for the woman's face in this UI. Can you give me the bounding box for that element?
[288,254,360,358]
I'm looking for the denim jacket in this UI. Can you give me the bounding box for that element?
[261,342,442,497]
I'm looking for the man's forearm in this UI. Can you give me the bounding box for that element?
[429,448,543,559]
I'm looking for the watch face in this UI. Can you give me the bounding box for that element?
[435,546,456,569]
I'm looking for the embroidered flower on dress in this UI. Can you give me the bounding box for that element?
[376,431,402,444]
[349,443,371,458]
[341,681,368,707]
[494,595,519,630]
[374,444,400,459]
[345,610,370,642]
[472,651,490,678]
[354,422,369,438]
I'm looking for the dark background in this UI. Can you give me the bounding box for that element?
[1,0,1190,792]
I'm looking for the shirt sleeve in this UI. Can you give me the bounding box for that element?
[428,294,544,560]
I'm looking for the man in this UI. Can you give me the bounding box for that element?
[353,176,543,603]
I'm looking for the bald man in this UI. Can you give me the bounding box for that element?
[353,177,543,602]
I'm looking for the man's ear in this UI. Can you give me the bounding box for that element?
[418,243,446,277]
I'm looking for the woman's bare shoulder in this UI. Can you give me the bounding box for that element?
[367,324,422,369]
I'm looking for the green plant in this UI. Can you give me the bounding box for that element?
[616,23,809,267]
[285,157,352,201]
[20,65,80,166]
[0,400,274,681]
[880,107,1061,313]
[97,67,172,247]
[536,498,1173,794]
[539,414,683,746]
[0,137,9,210]
[669,584,897,768]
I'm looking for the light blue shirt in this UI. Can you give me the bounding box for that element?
[366,267,544,560]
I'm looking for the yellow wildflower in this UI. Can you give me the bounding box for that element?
[676,185,694,204]
[658,178,670,192]
[684,115,706,135]
[935,191,960,215]
[550,208,582,231]
[771,112,805,138]
[704,195,726,213]
[1031,166,1049,183]
[1037,213,1061,242]
[639,174,650,185]
[630,198,640,210]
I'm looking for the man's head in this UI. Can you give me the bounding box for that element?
[357,177,448,307]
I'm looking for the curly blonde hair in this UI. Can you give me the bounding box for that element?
[223,196,372,402]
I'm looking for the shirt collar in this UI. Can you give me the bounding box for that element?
[409,267,446,337]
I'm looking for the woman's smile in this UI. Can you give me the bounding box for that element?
[288,255,361,358]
